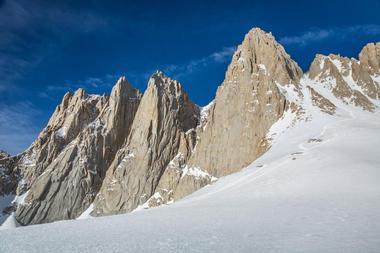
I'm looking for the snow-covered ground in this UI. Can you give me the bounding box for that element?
[1,106,380,252]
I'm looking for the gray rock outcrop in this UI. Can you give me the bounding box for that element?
[0,151,19,196]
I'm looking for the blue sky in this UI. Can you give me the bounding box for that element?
[1,0,380,154]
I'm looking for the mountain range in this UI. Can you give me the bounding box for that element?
[1,27,379,230]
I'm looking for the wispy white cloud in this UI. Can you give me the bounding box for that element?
[280,30,331,46]
[84,77,103,88]
[210,47,237,63]
[0,102,41,155]
[280,25,380,46]
[163,46,236,79]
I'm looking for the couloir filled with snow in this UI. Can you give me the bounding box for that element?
[1,81,380,253]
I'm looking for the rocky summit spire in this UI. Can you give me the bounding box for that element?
[231,27,303,86]
[184,27,299,177]
[101,76,141,148]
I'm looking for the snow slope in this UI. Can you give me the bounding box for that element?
[0,102,379,252]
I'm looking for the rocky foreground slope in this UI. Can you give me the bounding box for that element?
[1,28,379,226]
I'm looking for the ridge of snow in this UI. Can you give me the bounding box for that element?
[319,57,325,70]
[13,190,29,206]
[88,119,103,129]
[275,81,302,104]
[133,192,165,212]
[181,165,217,181]
[330,57,343,72]
[77,204,94,220]
[199,100,215,130]
[258,64,267,75]
[55,127,66,138]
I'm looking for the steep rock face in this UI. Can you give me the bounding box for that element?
[143,129,215,208]
[186,28,302,177]
[355,42,380,100]
[16,89,107,194]
[359,42,380,75]
[0,152,19,196]
[15,78,141,225]
[308,51,379,111]
[93,72,199,215]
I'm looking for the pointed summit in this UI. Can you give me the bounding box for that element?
[110,76,139,100]
[103,76,141,147]
[186,27,294,177]
[232,27,303,85]
[74,87,86,97]
[113,76,128,90]
[114,76,131,89]
[246,27,275,39]
[147,70,182,93]
[149,70,171,84]
[153,69,164,76]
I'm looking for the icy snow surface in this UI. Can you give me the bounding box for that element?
[1,104,380,252]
